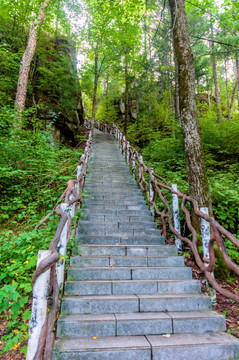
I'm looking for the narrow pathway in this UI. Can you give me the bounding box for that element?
[53,130,239,360]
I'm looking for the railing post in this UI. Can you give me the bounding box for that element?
[122,136,125,155]
[200,207,217,304]
[126,141,130,164]
[69,193,76,218]
[132,151,135,169]
[98,119,100,129]
[55,203,68,291]
[149,168,155,215]
[26,250,51,360]
[138,155,143,185]
[120,133,123,151]
[172,184,182,252]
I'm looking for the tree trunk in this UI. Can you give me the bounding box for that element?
[91,44,99,132]
[124,59,129,135]
[230,80,238,109]
[104,72,109,123]
[174,55,180,122]
[210,24,222,123]
[15,0,51,119]
[235,52,239,112]
[168,0,212,219]
[224,56,231,122]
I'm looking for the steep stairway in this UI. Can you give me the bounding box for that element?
[53,130,239,360]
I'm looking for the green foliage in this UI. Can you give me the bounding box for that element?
[0,125,83,353]
[0,43,20,107]
[96,97,119,124]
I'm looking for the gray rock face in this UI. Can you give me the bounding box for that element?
[53,130,239,360]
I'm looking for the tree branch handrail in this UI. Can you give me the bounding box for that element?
[26,130,93,360]
[94,120,239,303]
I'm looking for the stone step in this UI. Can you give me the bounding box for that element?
[70,255,184,268]
[53,333,239,360]
[82,204,149,211]
[83,199,146,205]
[78,220,158,230]
[81,214,153,222]
[75,235,165,246]
[77,228,161,237]
[81,209,152,216]
[67,266,192,281]
[84,189,141,195]
[85,186,139,192]
[64,279,201,296]
[85,181,138,186]
[86,178,134,183]
[57,311,226,338]
[61,293,211,315]
[76,244,177,257]
[83,194,143,200]
[54,131,239,360]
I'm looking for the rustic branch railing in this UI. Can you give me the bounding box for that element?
[26,131,93,360]
[96,121,239,303]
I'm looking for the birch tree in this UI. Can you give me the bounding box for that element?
[15,0,51,118]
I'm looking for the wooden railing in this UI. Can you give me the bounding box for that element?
[96,121,239,303]
[26,131,93,360]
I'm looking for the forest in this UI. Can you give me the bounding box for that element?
[0,0,239,358]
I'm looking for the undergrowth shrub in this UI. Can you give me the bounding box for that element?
[0,125,84,354]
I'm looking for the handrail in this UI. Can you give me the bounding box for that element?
[26,131,93,360]
[96,120,239,303]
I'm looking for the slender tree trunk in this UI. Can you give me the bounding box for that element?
[210,24,222,123]
[124,59,129,135]
[174,54,180,122]
[206,77,211,107]
[15,0,51,119]
[91,44,99,132]
[230,80,238,109]
[235,52,239,112]
[224,56,231,122]
[168,0,212,218]
[167,50,175,138]
[104,72,109,122]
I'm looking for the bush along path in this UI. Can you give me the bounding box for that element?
[52,129,239,360]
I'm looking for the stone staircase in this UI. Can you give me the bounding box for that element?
[53,130,239,360]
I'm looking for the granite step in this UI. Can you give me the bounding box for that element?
[81,204,149,211]
[77,220,158,230]
[77,228,161,237]
[64,279,201,296]
[70,255,184,267]
[53,131,239,360]
[75,244,177,257]
[53,333,239,360]
[80,214,154,222]
[81,209,152,216]
[57,311,226,338]
[67,266,192,281]
[61,294,211,315]
[83,199,147,205]
[75,236,165,246]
